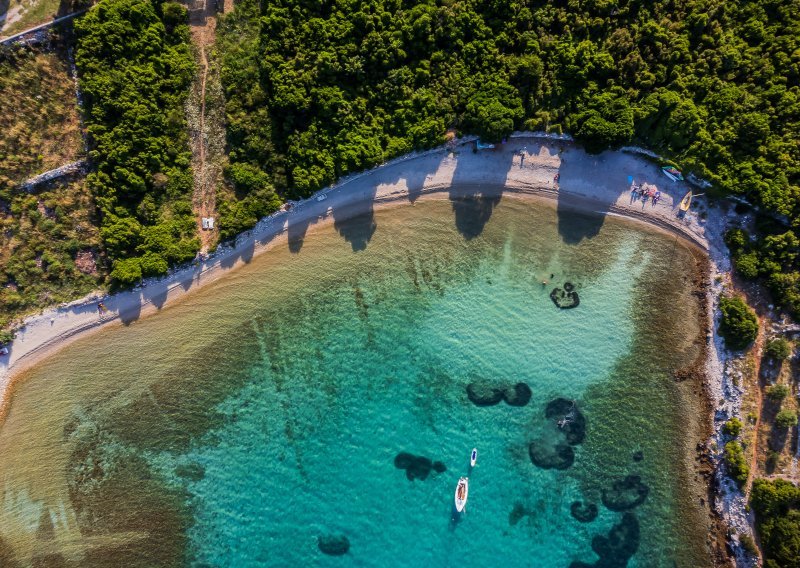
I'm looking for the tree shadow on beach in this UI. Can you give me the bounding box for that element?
[447,143,515,240]
[555,151,616,245]
[119,296,142,326]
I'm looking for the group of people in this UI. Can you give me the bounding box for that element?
[630,183,661,208]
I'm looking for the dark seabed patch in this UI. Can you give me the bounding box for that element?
[318,534,350,556]
[394,452,446,481]
[601,475,650,512]
[550,282,580,309]
[529,440,575,470]
[466,381,532,407]
[570,512,640,568]
[570,501,598,523]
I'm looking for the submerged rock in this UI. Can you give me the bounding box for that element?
[545,397,586,445]
[509,502,529,526]
[466,382,504,406]
[394,452,445,481]
[503,383,532,407]
[529,440,575,470]
[550,282,580,309]
[467,381,532,407]
[570,513,640,568]
[601,475,650,511]
[318,534,350,556]
[570,501,598,523]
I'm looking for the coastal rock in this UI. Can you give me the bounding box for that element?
[318,534,350,556]
[570,513,640,568]
[394,452,446,481]
[545,398,586,445]
[466,382,504,406]
[503,383,532,407]
[601,475,650,511]
[466,381,532,407]
[529,440,575,470]
[570,501,599,523]
[550,282,580,309]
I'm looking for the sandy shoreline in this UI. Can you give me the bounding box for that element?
[0,135,712,419]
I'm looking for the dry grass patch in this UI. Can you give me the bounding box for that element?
[0,36,83,187]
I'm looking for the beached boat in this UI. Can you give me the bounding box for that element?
[470,448,477,467]
[679,191,693,212]
[454,477,469,512]
[662,166,684,182]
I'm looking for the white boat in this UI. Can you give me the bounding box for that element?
[454,477,469,512]
[470,448,477,467]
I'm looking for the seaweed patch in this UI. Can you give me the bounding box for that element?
[550,282,580,309]
[569,512,640,567]
[601,475,650,512]
[570,501,599,523]
[394,452,446,481]
[318,534,350,556]
[466,382,532,407]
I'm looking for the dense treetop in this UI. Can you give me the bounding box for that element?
[216,0,800,311]
[75,0,197,285]
[751,479,800,568]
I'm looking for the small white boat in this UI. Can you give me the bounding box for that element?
[470,448,477,467]
[454,477,469,512]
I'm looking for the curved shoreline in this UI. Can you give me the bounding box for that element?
[0,136,713,420]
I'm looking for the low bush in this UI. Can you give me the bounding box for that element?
[775,410,798,430]
[723,417,743,437]
[724,441,749,486]
[765,338,792,361]
[766,385,790,402]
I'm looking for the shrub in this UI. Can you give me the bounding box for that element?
[0,330,14,345]
[739,533,758,556]
[723,417,743,437]
[718,296,759,350]
[725,228,750,253]
[724,441,749,485]
[735,252,760,279]
[766,384,790,402]
[765,338,791,361]
[775,410,798,430]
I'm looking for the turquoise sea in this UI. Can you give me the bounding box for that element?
[0,195,712,567]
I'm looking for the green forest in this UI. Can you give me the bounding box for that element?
[214,0,799,314]
[75,0,197,285]
[751,479,800,568]
[68,0,800,311]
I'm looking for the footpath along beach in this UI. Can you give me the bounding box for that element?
[0,135,718,414]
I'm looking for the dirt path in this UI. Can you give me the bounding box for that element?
[744,317,767,499]
[187,0,223,251]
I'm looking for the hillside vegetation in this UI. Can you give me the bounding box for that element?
[215,0,799,313]
[751,479,800,568]
[0,37,103,328]
[0,40,84,187]
[75,0,197,285]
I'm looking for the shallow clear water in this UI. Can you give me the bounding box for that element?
[0,195,711,567]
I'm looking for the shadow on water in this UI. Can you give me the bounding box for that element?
[287,212,313,254]
[333,204,377,252]
[448,143,514,240]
